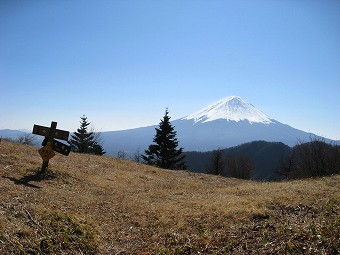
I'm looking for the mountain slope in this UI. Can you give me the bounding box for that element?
[183,96,273,124]
[101,96,324,157]
[1,141,339,254]
[172,118,311,151]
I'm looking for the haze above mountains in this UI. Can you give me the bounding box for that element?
[1,96,336,157]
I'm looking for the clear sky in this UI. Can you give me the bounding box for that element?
[1,0,339,140]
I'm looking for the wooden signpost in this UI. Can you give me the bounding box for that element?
[32,121,70,174]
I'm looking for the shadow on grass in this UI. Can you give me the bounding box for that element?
[2,169,57,189]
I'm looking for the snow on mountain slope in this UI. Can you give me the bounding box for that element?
[182,96,273,124]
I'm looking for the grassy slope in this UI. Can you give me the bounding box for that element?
[0,141,339,254]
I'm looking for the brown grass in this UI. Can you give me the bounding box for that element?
[0,140,339,254]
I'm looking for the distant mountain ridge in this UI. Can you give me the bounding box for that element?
[0,129,28,140]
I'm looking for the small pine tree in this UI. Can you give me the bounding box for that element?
[69,115,105,155]
[142,109,186,170]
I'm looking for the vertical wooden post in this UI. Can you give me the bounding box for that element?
[40,121,57,175]
[40,160,49,174]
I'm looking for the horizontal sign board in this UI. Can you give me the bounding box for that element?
[52,140,71,156]
[33,125,50,136]
[33,124,69,141]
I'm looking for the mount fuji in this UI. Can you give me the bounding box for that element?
[100,96,325,157]
[182,96,273,124]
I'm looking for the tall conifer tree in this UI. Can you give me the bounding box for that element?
[142,109,186,170]
[70,115,105,155]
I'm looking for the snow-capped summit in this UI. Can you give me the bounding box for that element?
[93,95,329,157]
[182,96,273,124]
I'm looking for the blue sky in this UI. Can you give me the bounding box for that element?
[1,0,339,140]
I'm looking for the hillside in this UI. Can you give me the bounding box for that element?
[0,141,339,254]
[185,141,292,180]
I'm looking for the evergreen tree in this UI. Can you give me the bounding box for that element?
[69,115,105,155]
[142,109,186,170]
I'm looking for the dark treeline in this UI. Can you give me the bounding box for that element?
[184,139,340,181]
[276,139,340,179]
[184,141,291,181]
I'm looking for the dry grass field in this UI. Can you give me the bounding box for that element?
[0,140,339,254]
